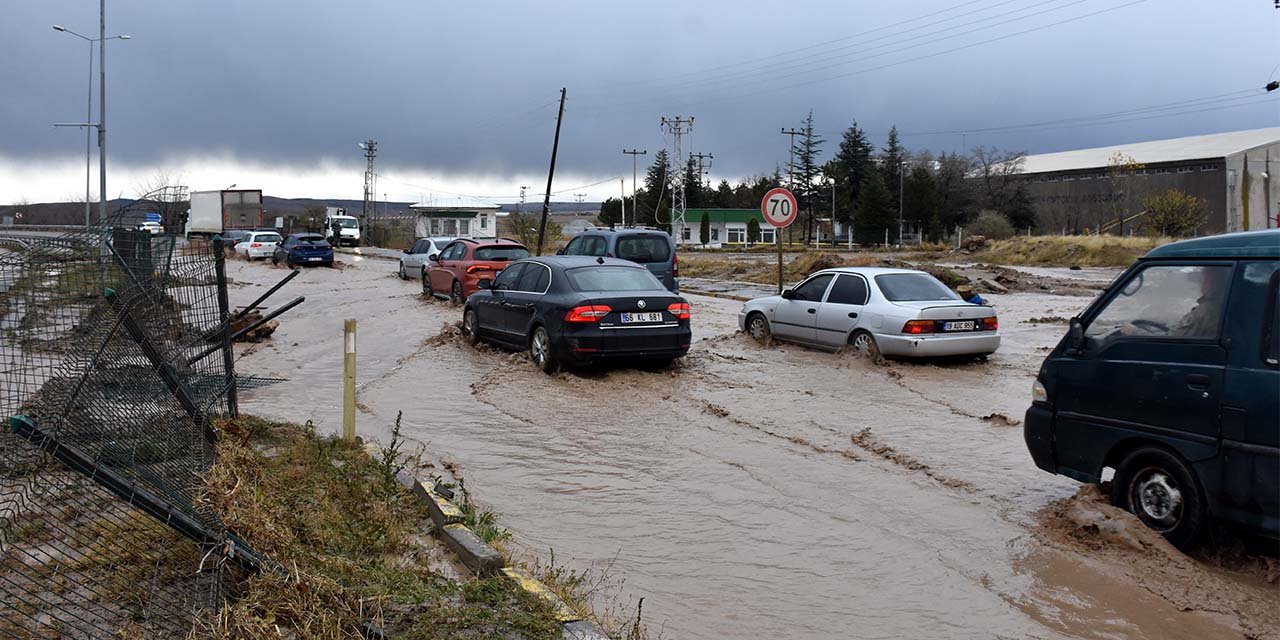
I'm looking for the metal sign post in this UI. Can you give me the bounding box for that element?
[761,187,798,294]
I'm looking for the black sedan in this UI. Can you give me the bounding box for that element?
[462,256,692,372]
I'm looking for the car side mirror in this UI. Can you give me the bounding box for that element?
[1068,317,1085,354]
[781,288,795,300]
[403,248,410,254]
[556,248,565,255]
[476,278,492,290]
[428,254,438,262]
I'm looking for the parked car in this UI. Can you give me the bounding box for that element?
[559,227,679,292]
[138,221,164,235]
[399,237,454,280]
[462,256,692,372]
[424,238,530,303]
[236,230,283,261]
[738,267,999,358]
[1025,230,1279,549]
[221,229,249,249]
[271,233,333,267]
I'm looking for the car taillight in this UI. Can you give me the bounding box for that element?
[902,319,935,335]
[466,265,493,274]
[983,316,998,331]
[565,304,611,322]
[668,302,691,320]
[673,253,679,278]
[250,242,262,247]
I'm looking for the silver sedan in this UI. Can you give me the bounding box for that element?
[737,267,1000,359]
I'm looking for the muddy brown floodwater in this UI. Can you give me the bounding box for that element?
[228,254,1278,640]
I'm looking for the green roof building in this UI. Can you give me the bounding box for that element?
[675,208,775,247]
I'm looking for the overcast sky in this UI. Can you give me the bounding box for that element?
[1,0,1277,204]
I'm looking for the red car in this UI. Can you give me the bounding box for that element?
[423,238,531,303]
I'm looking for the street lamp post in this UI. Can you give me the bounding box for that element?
[53,11,128,227]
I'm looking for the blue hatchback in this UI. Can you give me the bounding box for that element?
[272,233,334,267]
[558,228,679,292]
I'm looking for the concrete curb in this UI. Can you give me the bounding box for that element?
[363,444,611,639]
[681,288,751,302]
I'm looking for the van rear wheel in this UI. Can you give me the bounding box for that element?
[1113,446,1206,550]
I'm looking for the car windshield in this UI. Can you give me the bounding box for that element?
[333,218,358,228]
[615,236,670,263]
[874,273,960,302]
[567,266,663,291]
[474,245,530,261]
[296,235,328,245]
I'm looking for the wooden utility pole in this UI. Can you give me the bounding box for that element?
[536,88,567,255]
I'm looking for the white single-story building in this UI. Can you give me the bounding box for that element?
[410,197,501,239]
[672,208,776,248]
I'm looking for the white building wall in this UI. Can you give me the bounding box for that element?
[1226,141,1280,232]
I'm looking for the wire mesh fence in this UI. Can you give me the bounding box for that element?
[1,198,266,637]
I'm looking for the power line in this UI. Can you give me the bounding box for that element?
[940,94,1279,137]
[591,0,1083,103]
[901,88,1265,137]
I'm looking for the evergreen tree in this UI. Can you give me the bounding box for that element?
[830,119,874,227]
[747,217,761,245]
[903,164,941,241]
[683,155,706,209]
[699,212,711,245]
[935,151,977,233]
[880,125,905,216]
[598,197,622,227]
[788,111,825,242]
[714,180,734,208]
[855,169,894,244]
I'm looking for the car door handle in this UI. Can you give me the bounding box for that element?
[807,308,816,314]
[1185,374,1210,389]
[848,312,858,318]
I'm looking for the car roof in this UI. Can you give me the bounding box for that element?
[524,256,644,269]
[1142,229,1280,260]
[811,266,927,277]
[453,237,523,245]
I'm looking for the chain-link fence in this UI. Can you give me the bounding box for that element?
[1,197,271,637]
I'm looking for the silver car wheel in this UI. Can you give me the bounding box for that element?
[1132,469,1183,531]
[398,262,407,279]
[748,314,770,341]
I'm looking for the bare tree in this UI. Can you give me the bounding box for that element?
[1105,152,1145,235]
[133,171,189,231]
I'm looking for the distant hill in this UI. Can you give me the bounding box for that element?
[2,196,602,226]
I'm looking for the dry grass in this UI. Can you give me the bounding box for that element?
[680,252,880,284]
[192,416,567,639]
[970,235,1168,267]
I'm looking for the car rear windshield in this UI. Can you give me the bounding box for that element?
[474,245,530,261]
[615,236,670,263]
[874,273,960,302]
[252,233,281,243]
[297,235,328,245]
[566,266,663,291]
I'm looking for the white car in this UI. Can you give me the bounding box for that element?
[398,237,454,279]
[737,267,999,359]
[235,231,283,261]
[138,221,164,235]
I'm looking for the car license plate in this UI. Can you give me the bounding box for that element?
[308,257,321,262]
[621,312,663,324]
[943,320,975,332]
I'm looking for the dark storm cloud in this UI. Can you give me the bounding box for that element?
[1,0,1275,181]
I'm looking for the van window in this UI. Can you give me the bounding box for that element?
[1086,265,1231,340]
[616,236,670,263]
[1262,269,1279,367]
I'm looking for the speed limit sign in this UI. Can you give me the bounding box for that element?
[761,188,798,228]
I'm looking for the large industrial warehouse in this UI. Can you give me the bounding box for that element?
[1020,127,1279,235]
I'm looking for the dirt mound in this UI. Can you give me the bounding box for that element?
[980,412,1021,427]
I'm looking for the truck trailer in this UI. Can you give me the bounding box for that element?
[187,189,264,238]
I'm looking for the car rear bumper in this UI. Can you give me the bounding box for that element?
[557,325,692,364]
[875,332,1000,357]
[1024,403,1056,473]
[243,247,274,258]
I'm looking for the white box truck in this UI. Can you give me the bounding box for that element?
[186,189,264,238]
[323,207,361,247]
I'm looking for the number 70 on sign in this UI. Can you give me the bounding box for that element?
[760,187,799,229]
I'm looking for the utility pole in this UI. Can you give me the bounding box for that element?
[898,160,905,246]
[98,0,106,222]
[781,128,801,246]
[360,140,377,230]
[518,185,528,215]
[623,148,646,228]
[574,193,587,204]
[536,88,567,255]
[690,152,714,189]
[661,116,694,244]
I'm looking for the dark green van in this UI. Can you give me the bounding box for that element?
[1025,229,1279,549]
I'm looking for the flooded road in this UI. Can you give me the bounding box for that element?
[228,255,1277,639]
